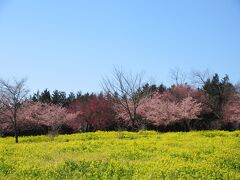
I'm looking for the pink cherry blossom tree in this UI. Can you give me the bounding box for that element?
[18,102,76,135]
[138,92,202,131]
[223,94,240,129]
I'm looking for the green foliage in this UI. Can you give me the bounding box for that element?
[39,89,52,103]
[52,90,67,106]
[203,74,235,119]
[0,131,239,179]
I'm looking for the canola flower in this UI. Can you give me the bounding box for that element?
[0,131,239,179]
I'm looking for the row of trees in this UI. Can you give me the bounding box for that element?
[0,69,239,143]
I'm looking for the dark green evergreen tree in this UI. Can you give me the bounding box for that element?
[32,90,40,102]
[203,74,235,119]
[76,91,82,100]
[39,89,52,103]
[52,90,67,105]
[67,92,76,103]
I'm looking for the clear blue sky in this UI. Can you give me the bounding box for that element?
[0,0,239,94]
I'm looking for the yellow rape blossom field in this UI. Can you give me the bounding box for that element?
[0,131,239,179]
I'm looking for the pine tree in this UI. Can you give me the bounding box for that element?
[39,89,52,103]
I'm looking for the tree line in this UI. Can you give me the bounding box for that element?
[0,69,239,143]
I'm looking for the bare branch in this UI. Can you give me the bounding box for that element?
[0,78,29,143]
[190,69,211,87]
[170,68,187,85]
[101,68,147,130]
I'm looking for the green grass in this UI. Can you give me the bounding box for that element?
[0,131,239,179]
